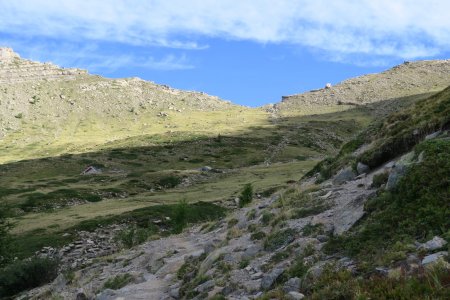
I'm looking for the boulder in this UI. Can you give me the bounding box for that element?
[283,277,301,293]
[425,131,441,140]
[386,164,407,190]
[307,261,328,280]
[422,251,448,266]
[356,162,370,175]
[261,267,285,290]
[194,279,215,293]
[332,167,356,185]
[418,236,447,251]
[287,292,305,300]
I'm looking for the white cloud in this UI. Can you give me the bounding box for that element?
[1,0,449,63]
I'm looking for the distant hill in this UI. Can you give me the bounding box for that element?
[0,48,250,162]
[276,59,450,111]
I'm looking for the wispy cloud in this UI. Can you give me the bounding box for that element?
[1,0,449,65]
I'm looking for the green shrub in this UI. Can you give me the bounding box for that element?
[264,228,296,251]
[103,273,133,290]
[239,259,250,269]
[261,211,274,225]
[116,226,154,249]
[0,257,59,297]
[287,257,308,278]
[0,206,13,267]
[371,171,389,187]
[173,199,188,233]
[307,264,449,300]
[251,231,266,241]
[239,183,254,207]
[20,189,101,211]
[158,175,182,188]
[227,218,238,228]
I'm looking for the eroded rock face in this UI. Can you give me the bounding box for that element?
[0,47,20,62]
[0,47,87,83]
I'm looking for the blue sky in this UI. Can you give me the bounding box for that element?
[1,1,449,106]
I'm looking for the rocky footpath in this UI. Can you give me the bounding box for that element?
[22,131,449,299]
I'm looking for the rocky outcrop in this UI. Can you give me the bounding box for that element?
[0,48,87,83]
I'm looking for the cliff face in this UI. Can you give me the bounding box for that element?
[0,47,87,84]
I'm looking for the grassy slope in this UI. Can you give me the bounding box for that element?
[0,102,372,258]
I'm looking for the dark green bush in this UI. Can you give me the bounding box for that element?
[158,175,182,188]
[264,228,296,251]
[103,273,133,290]
[239,183,253,207]
[20,189,101,211]
[250,231,266,241]
[371,171,389,188]
[173,199,188,233]
[307,264,449,300]
[0,257,59,297]
[0,206,13,267]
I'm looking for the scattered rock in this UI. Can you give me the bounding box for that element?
[76,291,88,300]
[261,267,285,290]
[386,164,407,190]
[169,286,180,299]
[422,251,448,266]
[425,131,441,140]
[283,277,301,293]
[287,291,305,300]
[195,279,215,293]
[356,162,370,175]
[418,236,447,251]
[332,167,356,185]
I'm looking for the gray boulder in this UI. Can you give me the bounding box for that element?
[287,292,305,300]
[425,131,441,140]
[261,267,285,290]
[332,167,356,185]
[422,251,448,266]
[283,277,301,293]
[386,164,407,190]
[194,279,215,293]
[419,236,447,251]
[356,162,370,175]
[96,289,117,300]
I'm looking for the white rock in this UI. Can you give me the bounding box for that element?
[287,291,305,300]
[422,251,448,266]
[419,236,447,251]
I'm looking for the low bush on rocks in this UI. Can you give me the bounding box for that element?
[0,257,59,298]
[305,264,449,300]
[103,273,133,290]
[371,171,389,188]
[239,183,253,207]
[264,228,296,251]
